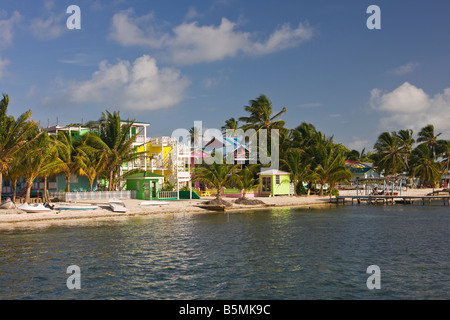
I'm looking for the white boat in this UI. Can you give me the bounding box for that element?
[55,203,99,210]
[0,198,15,209]
[18,203,52,213]
[108,199,127,212]
[140,201,169,206]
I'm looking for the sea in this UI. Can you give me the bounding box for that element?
[0,204,448,301]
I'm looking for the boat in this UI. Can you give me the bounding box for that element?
[140,201,169,206]
[0,198,15,209]
[108,199,127,212]
[18,203,52,213]
[55,203,99,210]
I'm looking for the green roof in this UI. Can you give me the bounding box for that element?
[125,172,164,179]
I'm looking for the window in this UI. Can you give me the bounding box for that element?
[275,175,281,185]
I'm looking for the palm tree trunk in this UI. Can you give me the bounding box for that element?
[66,173,71,193]
[0,172,2,201]
[25,181,32,203]
[12,179,17,203]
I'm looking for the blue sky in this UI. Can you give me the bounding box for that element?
[1,0,450,152]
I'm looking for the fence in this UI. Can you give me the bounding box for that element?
[158,191,179,200]
[49,191,137,202]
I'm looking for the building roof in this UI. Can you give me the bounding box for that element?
[257,169,291,175]
[125,172,165,179]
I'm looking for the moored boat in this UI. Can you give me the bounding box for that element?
[140,201,169,206]
[55,203,99,210]
[108,199,127,212]
[0,198,15,209]
[18,203,52,213]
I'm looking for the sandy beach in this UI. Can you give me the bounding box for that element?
[0,188,440,229]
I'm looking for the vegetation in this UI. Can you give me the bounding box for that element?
[0,91,449,203]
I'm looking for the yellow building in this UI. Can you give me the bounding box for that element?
[137,137,191,188]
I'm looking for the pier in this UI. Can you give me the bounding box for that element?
[333,195,450,206]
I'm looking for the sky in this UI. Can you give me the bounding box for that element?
[1,0,450,152]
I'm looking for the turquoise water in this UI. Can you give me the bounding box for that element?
[0,205,448,300]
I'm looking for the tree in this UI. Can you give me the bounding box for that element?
[229,164,260,199]
[410,144,441,188]
[280,148,313,196]
[96,111,142,191]
[437,140,450,185]
[221,117,240,137]
[395,129,415,170]
[21,129,61,202]
[55,131,79,192]
[373,131,406,176]
[75,140,107,192]
[0,94,35,200]
[239,94,287,132]
[193,162,240,201]
[312,143,352,197]
[417,124,442,158]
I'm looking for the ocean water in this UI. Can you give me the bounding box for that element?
[0,205,448,300]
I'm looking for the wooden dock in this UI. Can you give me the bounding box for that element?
[333,195,450,206]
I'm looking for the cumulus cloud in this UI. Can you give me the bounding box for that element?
[0,10,21,48]
[68,55,190,111]
[370,82,450,137]
[109,11,314,64]
[389,62,419,75]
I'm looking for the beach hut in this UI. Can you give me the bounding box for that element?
[257,169,291,197]
[125,172,165,200]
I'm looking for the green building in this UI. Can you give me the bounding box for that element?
[125,172,165,200]
[257,169,291,197]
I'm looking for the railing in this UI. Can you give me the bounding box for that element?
[159,191,178,199]
[49,190,137,201]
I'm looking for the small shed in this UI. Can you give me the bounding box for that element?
[125,172,165,200]
[257,169,291,197]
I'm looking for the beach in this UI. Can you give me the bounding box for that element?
[0,188,439,228]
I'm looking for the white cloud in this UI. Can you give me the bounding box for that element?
[0,56,10,80]
[0,10,21,49]
[109,9,167,48]
[370,82,450,137]
[68,55,190,111]
[29,1,67,40]
[109,12,314,64]
[389,62,419,75]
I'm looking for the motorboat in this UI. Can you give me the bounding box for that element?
[18,203,52,213]
[108,199,127,212]
[54,203,99,210]
[0,198,15,209]
[140,201,169,206]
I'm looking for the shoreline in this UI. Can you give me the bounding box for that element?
[0,188,439,229]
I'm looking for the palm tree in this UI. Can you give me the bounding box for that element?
[221,117,240,137]
[229,164,260,199]
[280,148,313,196]
[373,131,406,176]
[21,129,61,202]
[410,144,441,189]
[239,94,287,132]
[54,131,79,192]
[437,140,450,186]
[193,162,240,202]
[395,129,415,170]
[417,124,442,158]
[74,142,107,192]
[96,111,142,191]
[313,143,352,197]
[0,94,35,200]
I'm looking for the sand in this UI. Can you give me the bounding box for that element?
[0,188,440,228]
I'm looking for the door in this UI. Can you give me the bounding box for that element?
[152,181,157,199]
